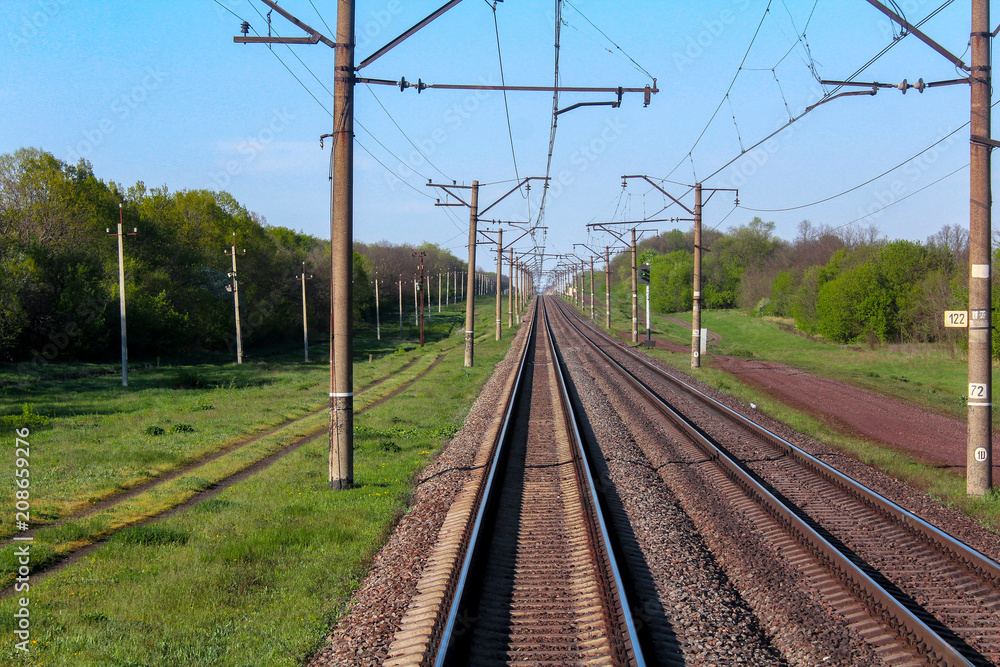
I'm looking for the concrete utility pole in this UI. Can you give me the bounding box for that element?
[967,0,992,495]
[631,228,638,343]
[398,275,403,332]
[821,1,991,494]
[621,176,736,367]
[428,177,547,365]
[298,262,314,360]
[495,229,503,339]
[605,246,611,329]
[438,272,442,313]
[374,272,381,341]
[107,204,136,387]
[225,233,246,364]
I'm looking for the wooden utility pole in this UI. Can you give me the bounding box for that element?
[225,233,246,365]
[107,204,136,386]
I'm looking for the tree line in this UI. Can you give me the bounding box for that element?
[0,148,474,366]
[590,216,993,355]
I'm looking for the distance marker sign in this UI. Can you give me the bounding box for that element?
[944,311,968,328]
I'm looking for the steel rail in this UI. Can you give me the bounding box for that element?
[562,301,1000,588]
[550,298,979,666]
[541,298,646,666]
[434,297,646,665]
[432,301,538,666]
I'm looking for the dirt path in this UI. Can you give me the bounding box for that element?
[712,355,1000,477]
[606,321,998,478]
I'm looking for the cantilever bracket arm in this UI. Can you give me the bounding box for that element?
[233,0,338,48]
[863,0,969,71]
[622,175,696,216]
[358,0,466,71]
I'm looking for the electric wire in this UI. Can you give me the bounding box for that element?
[664,2,773,180]
[490,3,521,186]
[363,83,451,180]
[563,0,655,82]
[355,138,437,200]
[307,0,335,36]
[831,165,968,232]
[739,96,998,213]
[532,0,563,236]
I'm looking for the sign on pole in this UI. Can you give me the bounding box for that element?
[944,310,969,328]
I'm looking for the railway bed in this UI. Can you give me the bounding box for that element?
[319,296,1000,666]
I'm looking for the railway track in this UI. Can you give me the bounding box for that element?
[388,298,651,666]
[548,296,1000,667]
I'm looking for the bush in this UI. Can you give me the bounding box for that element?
[0,403,51,429]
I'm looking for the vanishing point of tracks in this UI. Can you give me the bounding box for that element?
[389,295,1000,666]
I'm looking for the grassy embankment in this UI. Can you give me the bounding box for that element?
[568,295,1000,530]
[0,297,520,665]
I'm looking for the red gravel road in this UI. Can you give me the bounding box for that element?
[712,355,1000,478]
[610,325,999,478]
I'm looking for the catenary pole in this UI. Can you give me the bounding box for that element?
[495,228,503,340]
[329,0,355,490]
[631,228,638,343]
[968,0,992,495]
[605,246,611,329]
[692,184,703,368]
[464,182,479,366]
[590,255,597,324]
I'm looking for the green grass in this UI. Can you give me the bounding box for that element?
[0,298,520,665]
[0,306,473,534]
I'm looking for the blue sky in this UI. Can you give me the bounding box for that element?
[2,1,989,275]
